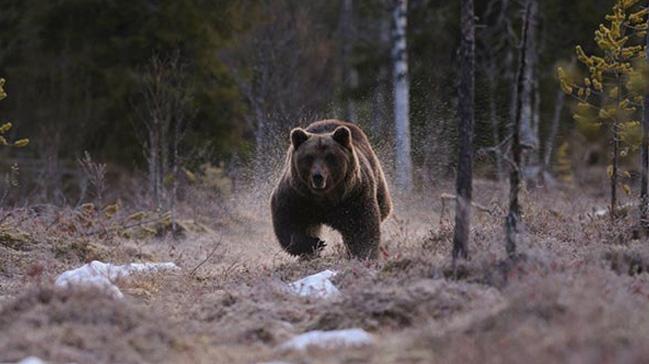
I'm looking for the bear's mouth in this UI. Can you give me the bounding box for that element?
[310,173,327,191]
[310,181,327,191]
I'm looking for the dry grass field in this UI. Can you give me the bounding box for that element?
[2,176,649,364]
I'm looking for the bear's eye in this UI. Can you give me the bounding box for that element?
[325,154,337,165]
[303,155,315,164]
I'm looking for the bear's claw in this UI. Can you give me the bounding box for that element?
[314,239,327,252]
[298,238,326,261]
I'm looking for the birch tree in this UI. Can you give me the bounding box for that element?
[392,0,413,192]
[452,0,475,261]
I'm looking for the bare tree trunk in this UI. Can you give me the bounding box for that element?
[506,0,533,258]
[612,121,619,220]
[609,77,622,221]
[148,125,161,209]
[392,0,413,192]
[452,0,475,262]
[170,111,185,235]
[160,121,169,207]
[340,0,357,122]
[371,12,391,137]
[530,76,541,161]
[519,0,538,153]
[641,25,649,229]
[608,73,624,221]
[486,64,504,182]
[371,70,388,135]
[507,47,517,140]
[37,127,63,204]
[543,88,565,171]
[481,0,513,185]
[253,97,268,167]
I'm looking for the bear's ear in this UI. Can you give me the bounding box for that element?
[332,126,352,149]
[290,128,309,149]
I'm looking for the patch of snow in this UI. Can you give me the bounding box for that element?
[281,328,373,351]
[55,260,179,298]
[288,269,339,299]
[17,357,46,364]
[594,208,608,217]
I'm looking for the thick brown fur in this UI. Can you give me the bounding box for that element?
[270,119,392,259]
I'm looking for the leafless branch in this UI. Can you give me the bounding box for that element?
[189,239,223,277]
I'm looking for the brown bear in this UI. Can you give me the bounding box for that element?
[270,119,392,259]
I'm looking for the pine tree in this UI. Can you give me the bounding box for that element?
[557,0,648,220]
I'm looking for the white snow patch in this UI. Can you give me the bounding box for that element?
[288,269,339,299]
[17,357,46,364]
[281,328,373,351]
[594,208,608,217]
[55,260,179,298]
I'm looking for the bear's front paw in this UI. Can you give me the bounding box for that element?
[314,238,327,252]
[298,238,326,260]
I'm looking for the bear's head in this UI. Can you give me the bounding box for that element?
[289,126,357,194]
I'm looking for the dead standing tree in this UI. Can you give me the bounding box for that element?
[136,53,193,229]
[480,0,515,183]
[642,15,649,229]
[452,0,475,262]
[542,85,566,184]
[506,0,533,258]
[519,0,539,156]
[339,0,358,122]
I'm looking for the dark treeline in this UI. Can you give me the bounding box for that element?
[0,0,612,202]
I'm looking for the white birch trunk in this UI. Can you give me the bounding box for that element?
[392,0,413,191]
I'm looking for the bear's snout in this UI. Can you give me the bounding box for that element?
[309,160,329,191]
[311,172,326,190]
